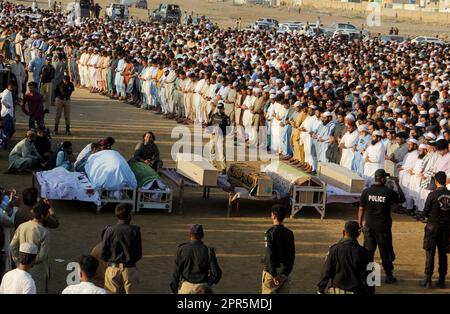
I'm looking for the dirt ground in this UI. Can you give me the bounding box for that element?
[0,86,447,294]
[1,0,449,294]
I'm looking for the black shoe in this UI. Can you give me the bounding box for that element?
[44,109,50,114]
[419,277,432,289]
[435,276,446,289]
[66,131,72,136]
[385,274,397,284]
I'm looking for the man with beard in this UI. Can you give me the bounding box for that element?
[419,172,450,289]
[289,102,307,166]
[339,122,359,171]
[315,111,336,167]
[398,138,419,215]
[408,144,428,218]
[358,169,405,284]
[363,130,386,187]
[300,105,318,173]
[333,112,346,143]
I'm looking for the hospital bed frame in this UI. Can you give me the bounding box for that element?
[136,187,173,213]
[97,187,136,213]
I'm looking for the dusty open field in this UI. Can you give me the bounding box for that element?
[0,86,447,294]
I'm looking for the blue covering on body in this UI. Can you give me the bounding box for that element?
[85,150,137,190]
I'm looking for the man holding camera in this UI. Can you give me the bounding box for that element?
[358,169,405,284]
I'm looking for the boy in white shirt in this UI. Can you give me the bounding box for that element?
[62,255,106,294]
[0,243,37,294]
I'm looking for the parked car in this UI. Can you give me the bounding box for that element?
[256,18,278,27]
[411,36,446,45]
[333,30,367,41]
[135,0,147,9]
[325,22,369,36]
[254,21,277,31]
[149,3,181,24]
[278,22,304,33]
[105,3,129,20]
[379,35,408,43]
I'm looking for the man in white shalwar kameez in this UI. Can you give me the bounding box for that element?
[418,143,439,212]
[363,130,386,186]
[242,89,256,143]
[398,138,419,212]
[299,105,318,171]
[114,55,125,99]
[193,73,206,124]
[88,49,99,90]
[339,123,358,170]
[408,144,428,213]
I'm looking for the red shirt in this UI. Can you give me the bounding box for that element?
[22,92,44,119]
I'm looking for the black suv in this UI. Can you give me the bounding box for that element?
[149,3,181,24]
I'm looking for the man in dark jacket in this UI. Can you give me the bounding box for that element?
[318,221,375,294]
[261,205,295,294]
[170,224,222,294]
[101,203,142,294]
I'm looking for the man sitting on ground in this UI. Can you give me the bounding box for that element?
[5,130,42,174]
[61,255,106,294]
[55,141,75,170]
[34,127,52,169]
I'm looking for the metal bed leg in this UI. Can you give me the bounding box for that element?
[227,192,233,217]
[179,180,184,215]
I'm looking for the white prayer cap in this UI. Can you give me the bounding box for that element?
[281,86,290,92]
[415,122,426,128]
[397,118,406,124]
[20,243,38,255]
[254,88,262,93]
[293,101,301,108]
[269,94,277,99]
[345,114,356,122]
[232,81,238,87]
[408,138,419,145]
[420,110,428,115]
[323,111,332,117]
[284,91,291,95]
[425,132,436,140]
[358,125,368,133]
[376,106,384,112]
[275,79,283,84]
[372,130,382,137]
[429,108,437,114]
[386,91,393,96]
[276,91,283,95]
[303,88,309,93]
[439,119,448,127]
[419,143,428,150]
[394,108,402,113]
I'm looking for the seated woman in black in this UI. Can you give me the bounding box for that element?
[131,131,163,172]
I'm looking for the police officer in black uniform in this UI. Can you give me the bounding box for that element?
[358,169,405,284]
[318,221,375,294]
[207,101,230,173]
[419,171,450,289]
[262,205,295,294]
[170,224,222,294]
